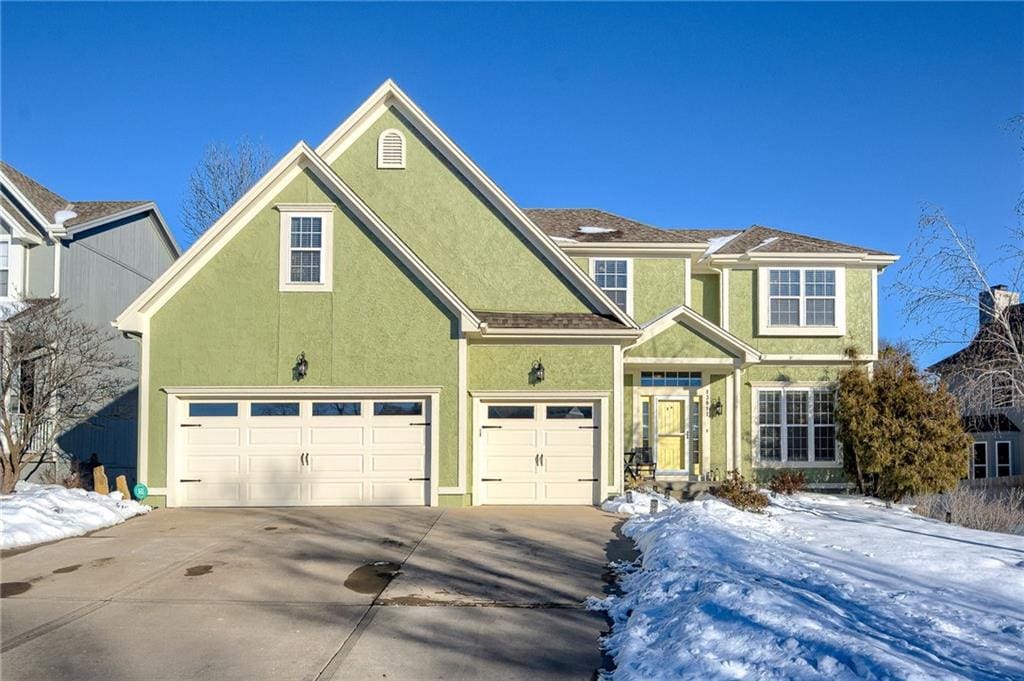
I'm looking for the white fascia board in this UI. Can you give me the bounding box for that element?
[315,80,639,330]
[164,385,443,397]
[708,252,900,267]
[115,141,480,335]
[65,202,181,257]
[0,204,43,245]
[0,174,53,242]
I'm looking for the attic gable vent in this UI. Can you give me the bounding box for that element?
[377,129,406,169]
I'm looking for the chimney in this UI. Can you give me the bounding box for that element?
[979,285,1020,327]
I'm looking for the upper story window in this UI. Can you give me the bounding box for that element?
[758,267,846,336]
[592,258,631,315]
[377,129,406,169]
[278,207,333,292]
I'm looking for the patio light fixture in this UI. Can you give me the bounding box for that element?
[530,359,545,383]
[294,352,309,381]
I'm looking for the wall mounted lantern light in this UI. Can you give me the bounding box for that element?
[710,397,723,417]
[294,352,309,381]
[530,359,546,384]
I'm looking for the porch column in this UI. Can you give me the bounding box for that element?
[733,365,742,475]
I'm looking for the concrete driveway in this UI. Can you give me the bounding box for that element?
[0,505,634,681]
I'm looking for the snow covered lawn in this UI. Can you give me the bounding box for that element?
[592,493,1024,680]
[0,481,151,550]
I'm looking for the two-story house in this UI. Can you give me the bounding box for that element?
[1,161,180,482]
[115,80,896,508]
[930,286,1023,480]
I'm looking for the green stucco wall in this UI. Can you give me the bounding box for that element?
[331,108,593,314]
[691,273,720,325]
[728,267,873,355]
[632,258,686,325]
[623,372,634,450]
[628,321,735,359]
[146,170,460,488]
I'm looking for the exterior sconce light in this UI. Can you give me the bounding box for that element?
[530,359,546,384]
[710,397,723,417]
[294,352,309,381]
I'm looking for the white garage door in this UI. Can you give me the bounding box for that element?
[479,402,599,505]
[177,398,429,506]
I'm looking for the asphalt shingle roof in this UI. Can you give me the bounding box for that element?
[475,311,628,330]
[526,208,892,256]
[1,161,150,228]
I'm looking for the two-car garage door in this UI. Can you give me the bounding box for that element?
[177,397,429,507]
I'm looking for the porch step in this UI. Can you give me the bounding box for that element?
[652,480,716,502]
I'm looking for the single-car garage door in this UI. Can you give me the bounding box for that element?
[479,402,600,505]
[176,397,429,506]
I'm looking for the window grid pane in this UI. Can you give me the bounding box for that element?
[786,392,809,462]
[996,442,1011,477]
[594,259,628,312]
[805,298,835,326]
[813,390,837,461]
[290,250,321,283]
[640,371,702,387]
[758,391,782,461]
[641,400,650,449]
[0,241,9,297]
[972,443,987,479]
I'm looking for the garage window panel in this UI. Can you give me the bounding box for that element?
[546,405,593,420]
[189,402,239,417]
[487,405,535,419]
[251,402,300,417]
[373,401,422,416]
[312,401,361,416]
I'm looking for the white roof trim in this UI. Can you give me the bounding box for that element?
[0,170,53,241]
[315,79,639,330]
[0,202,44,245]
[65,202,181,256]
[115,142,480,335]
[630,303,762,364]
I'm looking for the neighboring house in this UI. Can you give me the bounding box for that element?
[0,161,180,482]
[930,286,1024,480]
[115,80,896,509]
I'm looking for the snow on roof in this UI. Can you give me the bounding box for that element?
[700,232,742,260]
[577,225,617,235]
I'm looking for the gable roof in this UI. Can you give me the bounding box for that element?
[630,303,762,364]
[475,311,628,331]
[0,161,179,254]
[528,207,895,260]
[115,142,482,335]
[315,80,638,330]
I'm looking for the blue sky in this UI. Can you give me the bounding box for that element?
[2,2,1021,363]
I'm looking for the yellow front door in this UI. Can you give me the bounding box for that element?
[656,399,687,471]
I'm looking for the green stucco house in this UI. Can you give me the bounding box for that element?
[115,80,898,508]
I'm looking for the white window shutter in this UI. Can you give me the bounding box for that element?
[377,129,406,169]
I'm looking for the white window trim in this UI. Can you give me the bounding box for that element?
[757,266,846,337]
[995,440,1012,477]
[0,235,22,302]
[971,441,988,479]
[377,128,407,169]
[278,207,333,292]
[589,257,633,317]
[752,385,841,467]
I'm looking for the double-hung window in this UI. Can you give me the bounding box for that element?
[755,387,838,464]
[995,442,1011,477]
[0,239,9,297]
[759,267,845,335]
[971,442,987,479]
[592,259,631,314]
[278,207,333,291]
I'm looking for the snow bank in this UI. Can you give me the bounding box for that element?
[602,490,679,515]
[0,481,151,549]
[591,493,1024,680]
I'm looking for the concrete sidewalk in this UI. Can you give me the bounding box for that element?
[0,505,634,681]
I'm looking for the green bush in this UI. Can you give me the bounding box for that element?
[837,344,971,502]
[713,471,770,512]
[768,470,807,495]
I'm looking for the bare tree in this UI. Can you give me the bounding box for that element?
[181,136,272,244]
[895,116,1024,413]
[0,301,133,493]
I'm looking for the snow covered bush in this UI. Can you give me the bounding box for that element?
[911,485,1024,535]
[837,344,971,501]
[712,471,769,512]
[767,469,807,495]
